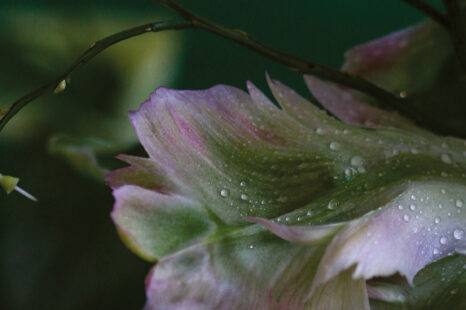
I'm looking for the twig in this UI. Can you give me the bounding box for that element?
[0,2,442,134]
[154,0,445,132]
[0,20,193,132]
[400,0,449,28]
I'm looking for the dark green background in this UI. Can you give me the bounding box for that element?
[0,1,440,309]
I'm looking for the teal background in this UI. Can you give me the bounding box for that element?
[0,1,441,309]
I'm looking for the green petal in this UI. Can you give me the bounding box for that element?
[111,185,216,261]
[313,181,465,288]
[108,77,466,309]
[307,267,370,310]
[48,134,135,181]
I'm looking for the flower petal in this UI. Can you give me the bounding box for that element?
[121,83,349,226]
[307,267,370,310]
[304,21,466,136]
[304,75,415,129]
[109,77,466,309]
[247,217,343,245]
[111,185,216,261]
[313,181,466,289]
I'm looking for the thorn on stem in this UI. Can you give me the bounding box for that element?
[14,186,38,202]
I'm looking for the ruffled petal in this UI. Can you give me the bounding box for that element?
[313,181,466,288]
[108,76,466,309]
[304,21,466,136]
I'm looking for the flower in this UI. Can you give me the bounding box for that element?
[106,21,466,309]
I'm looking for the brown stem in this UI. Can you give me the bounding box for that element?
[401,0,449,28]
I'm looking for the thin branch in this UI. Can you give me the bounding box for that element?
[401,0,449,28]
[0,2,443,134]
[0,20,193,132]
[154,0,443,131]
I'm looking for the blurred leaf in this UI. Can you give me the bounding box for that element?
[0,6,184,142]
[48,134,135,181]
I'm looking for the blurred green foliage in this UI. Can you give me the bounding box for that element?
[0,0,438,309]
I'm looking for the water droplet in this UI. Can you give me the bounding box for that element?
[328,200,338,210]
[316,128,325,135]
[433,248,440,255]
[306,210,312,216]
[410,204,417,211]
[399,90,407,98]
[403,214,410,222]
[441,153,452,164]
[440,236,448,245]
[241,194,248,200]
[240,181,246,187]
[344,168,354,176]
[249,244,254,249]
[434,217,441,224]
[398,204,404,210]
[350,156,364,167]
[456,199,463,208]
[220,189,229,197]
[441,189,446,194]
[329,142,341,151]
[410,194,416,201]
[277,195,288,203]
[453,229,464,240]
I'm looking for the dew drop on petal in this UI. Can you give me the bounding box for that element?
[351,156,363,167]
[403,214,410,222]
[329,142,341,151]
[453,229,464,240]
[456,199,463,208]
[440,236,448,245]
[316,128,325,135]
[220,189,229,197]
[441,153,452,164]
[434,217,441,224]
[241,194,248,200]
[328,200,338,210]
[410,204,417,211]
